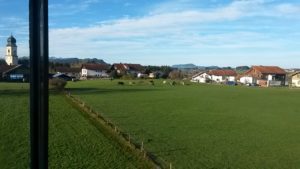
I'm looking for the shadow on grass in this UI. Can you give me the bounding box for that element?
[66,87,165,95]
[0,89,29,96]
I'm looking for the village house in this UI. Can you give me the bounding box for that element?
[81,63,110,78]
[0,64,29,82]
[208,69,237,83]
[239,66,286,87]
[191,72,211,83]
[289,72,300,87]
[54,67,81,79]
[111,63,144,76]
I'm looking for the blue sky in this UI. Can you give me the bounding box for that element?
[0,0,300,67]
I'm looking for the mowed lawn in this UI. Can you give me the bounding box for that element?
[0,83,150,169]
[68,80,300,169]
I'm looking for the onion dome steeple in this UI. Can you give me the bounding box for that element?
[7,35,17,47]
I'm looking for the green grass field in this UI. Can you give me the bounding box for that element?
[0,83,150,169]
[68,80,300,169]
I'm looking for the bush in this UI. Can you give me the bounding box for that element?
[148,80,154,85]
[49,78,67,90]
[117,81,124,85]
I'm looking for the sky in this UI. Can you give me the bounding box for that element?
[0,0,300,67]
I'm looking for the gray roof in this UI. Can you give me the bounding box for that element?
[7,35,17,47]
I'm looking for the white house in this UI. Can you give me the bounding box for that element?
[290,72,300,87]
[208,70,237,83]
[81,63,110,78]
[191,72,211,83]
[239,66,286,87]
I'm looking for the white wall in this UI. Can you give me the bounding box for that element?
[227,76,236,82]
[191,73,210,83]
[240,76,254,84]
[292,79,300,87]
[211,75,223,82]
[81,68,109,77]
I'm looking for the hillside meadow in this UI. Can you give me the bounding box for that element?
[0,83,150,169]
[67,79,300,169]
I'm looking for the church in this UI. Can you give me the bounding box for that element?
[0,35,29,81]
[5,35,18,65]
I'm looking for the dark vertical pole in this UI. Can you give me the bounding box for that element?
[29,0,49,168]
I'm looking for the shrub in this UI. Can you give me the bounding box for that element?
[148,80,154,85]
[49,78,67,90]
[117,81,124,85]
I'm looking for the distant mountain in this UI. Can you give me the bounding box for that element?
[205,66,220,70]
[49,57,107,65]
[172,64,198,69]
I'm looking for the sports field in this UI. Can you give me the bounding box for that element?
[0,83,150,169]
[68,80,300,169]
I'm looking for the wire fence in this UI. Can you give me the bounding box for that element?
[65,91,174,169]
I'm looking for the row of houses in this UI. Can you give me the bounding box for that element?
[191,66,300,87]
[0,63,147,81]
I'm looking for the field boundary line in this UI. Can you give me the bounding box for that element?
[64,91,172,169]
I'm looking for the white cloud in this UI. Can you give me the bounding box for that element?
[5,0,298,66]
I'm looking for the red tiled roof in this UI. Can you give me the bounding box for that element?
[112,63,144,71]
[208,69,237,76]
[125,64,144,71]
[113,64,126,71]
[82,64,110,71]
[251,66,286,74]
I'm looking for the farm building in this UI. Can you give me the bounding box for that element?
[51,73,73,81]
[0,64,29,82]
[53,67,81,79]
[239,66,286,87]
[208,69,237,83]
[289,72,300,87]
[81,63,110,78]
[191,72,211,83]
[111,63,144,76]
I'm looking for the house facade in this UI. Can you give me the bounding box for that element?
[81,63,110,78]
[191,72,211,83]
[0,64,29,82]
[289,72,300,87]
[208,70,237,83]
[239,66,286,87]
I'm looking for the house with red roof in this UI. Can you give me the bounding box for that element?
[81,63,110,78]
[111,63,144,77]
[239,66,286,87]
[208,69,237,83]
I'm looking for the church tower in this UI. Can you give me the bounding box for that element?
[5,35,18,65]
